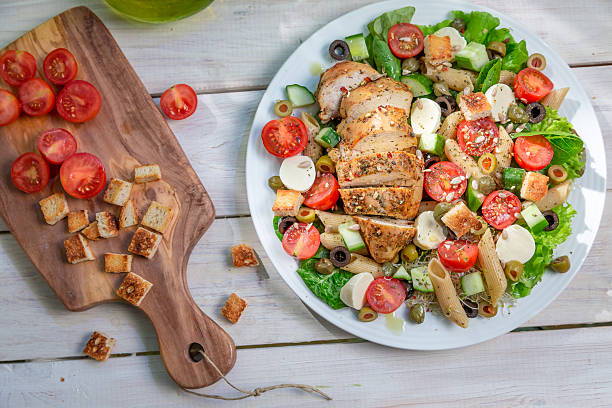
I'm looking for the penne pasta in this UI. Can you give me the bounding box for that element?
[492,126,513,185]
[424,62,474,92]
[439,111,464,139]
[315,211,354,232]
[498,70,516,87]
[444,139,484,179]
[301,112,323,164]
[540,87,569,110]
[477,229,507,305]
[428,258,469,328]
[536,180,572,211]
[320,232,369,256]
[341,253,383,278]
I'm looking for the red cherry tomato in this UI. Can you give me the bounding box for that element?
[482,190,521,229]
[424,161,467,202]
[387,23,424,58]
[18,78,55,116]
[303,173,339,210]
[11,152,50,193]
[37,128,77,165]
[513,135,554,171]
[0,89,20,126]
[43,48,78,86]
[513,68,553,104]
[281,222,321,260]
[456,118,500,157]
[60,152,106,199]
[437,240,479,273]
[261,116,308,158]
[56,80,102,123]
[0,50,36,87]
[366,277,406,314]
[160,84,197,120]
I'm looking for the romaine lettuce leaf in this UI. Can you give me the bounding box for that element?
[450,10,500,43]
[475,58,501,93]
[502,40,528,73]
[486,27,514,45]
[368,6,416,41]
[417,19,453,37]
[296,258,353,309]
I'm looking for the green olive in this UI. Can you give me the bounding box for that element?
[409,304,425,324]
[315,258,335,275]
[433,82,451,97]
[478,153,497,175]
[402,57,421,74]
[273,100,293,117]
[455,91,463,107]
[478,175,496,195]
[507,104,529,124]
[315,155,335,173]
[268,176,285,191]
[296,207,316,223]
[478,303,498,318]
[527,53,547,71]
[504,260,524,282]
[450,18,466,32]
[487,41,507,57]
[471,216,488,235]
[382,262,396,277]
[401,244,419,263]
[548,165,568,184]
[433,202,454,223]
[358,306,378,322]
[550,255,570,273]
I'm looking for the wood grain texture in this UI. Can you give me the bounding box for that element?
[0,7,234,388]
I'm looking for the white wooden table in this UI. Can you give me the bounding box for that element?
[1,1,611,406]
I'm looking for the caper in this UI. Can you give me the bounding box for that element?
[550,255,570,273]
[450,18,466,32]
[433,202,454,223]
[548,165,568,184]
[471,216,488,235]
[273,100,293,117]
[504,260,524,282]
[433,82,452,97]
[527,53,547,71]
[507,104,529,124]
[315,258,335,275]
[382,262,396,277]
[315,155,335,173]
[358,306,378,322]
[478,303,498,318]
[296,207,316,223]
[487,41,507,57]
[268,176,285,191]
[478,153,497,175]
[478,175,496,195]
[401,244,419,263]
[409,304,425,324]
[402,57,421,74]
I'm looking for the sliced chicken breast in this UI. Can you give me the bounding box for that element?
[340,186,422,220]
[337,106,410,150]
[339,77,413,122]
[336,151,424,188]
[353,216,417,263]
[339,131,417,160]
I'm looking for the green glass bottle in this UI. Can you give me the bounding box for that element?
[105,0,214,23]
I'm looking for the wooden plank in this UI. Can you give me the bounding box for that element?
[2,326,612,407]
[0,1,610,94]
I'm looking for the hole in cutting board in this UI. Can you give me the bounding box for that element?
[188,342,205,362]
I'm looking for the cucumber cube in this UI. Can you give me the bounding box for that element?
[461,271,485,296]
[411,267,434,293]
[418,133,445,157]
[315,127,340,148]
[521,204,549,233]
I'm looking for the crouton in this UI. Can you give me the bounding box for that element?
[116,272,153,306]
[82,221,100,241]
[104,253,133,273]
[231,244,259,267]
[103,178,133,206]
[441,202,481,238]
[96,212,119,238]
[119,199,138,229]
[128,227,162,259]
[459,92,492,121]
[64,234,95,264]
[134,164,161,183]
[521,171,549,202]
[221,293,247,323]
[272,189,304,217]
[83,331,116,362]
[39,193,70,225]
[67,210,89,233]
[141,201,172,233]
[424,34,453,66]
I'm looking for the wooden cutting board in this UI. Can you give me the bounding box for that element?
[0,6,235,389]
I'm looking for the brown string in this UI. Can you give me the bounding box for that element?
[181,349,332,401]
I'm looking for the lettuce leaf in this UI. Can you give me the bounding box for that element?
[475,58,501,93]
[368,6,416,41]
[297,258,353,309]
[450,10,500,43]
[273,216,284,241]
[502,40,528,73]
[486,27,514,45]
[563,153,586,180]
[417,19,453,37]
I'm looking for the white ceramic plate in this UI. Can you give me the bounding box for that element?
[246,0,606,349]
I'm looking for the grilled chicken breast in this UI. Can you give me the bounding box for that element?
[339,131,417,160]
[336,151,424,188]
[340,186,422,220]
[339,77,413,122]
[337,106,410,150]
[353,216,417,263]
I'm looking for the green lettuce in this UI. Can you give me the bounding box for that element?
[563,153,586,180]
[502,40,528,73]
[368,6,416,41]
[417,19,453,37]
[475,58,501,93]
[486,27,514,45]
[273,216,284,241]
[297,258,353,309]
[450,10,500,43]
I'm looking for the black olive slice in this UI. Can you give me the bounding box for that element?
[330,246,351,267]
[278,216,297,235]
[542,210,559,231]
[526,102,546,124]
[329,40,350,61]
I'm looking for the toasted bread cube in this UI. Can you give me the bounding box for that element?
[104,253,133,273]
[128,227,162,259]
[119,199,138,229]
[67,210,89,233]
[441,201,481,238]
[424,34,453,66]
[134,164,161,183]
[96,212,119,238]
[231,244,259,267]
[117,272,153,306]
[103,178,133,206]
[83,331,116,362]
[64,234,95,264]
[82,222,100,241]
[521,171,549,202]
[39,193,70,225]
[141,201,172,233]
[222,293,247,323]
[272,189,304,217]
[459,92,492,121]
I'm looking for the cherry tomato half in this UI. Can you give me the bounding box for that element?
[11,152,50,193]
[160,83,197,120]
[513,68,553,104]
[513,135,554,171]
[43,48,78,86]
[424,161,467,202]
[303,173,339,210]
[261,116,308,158]
[0,89,20,126]
[0,50,36,87]
[56,80,102,123]
[281,222,321,260]
[387,23,424,58]
[366,277,406,314]
[60,152,106,199]
[482,190,521,229]
[437,240,479,273]
[18,78,55,116]
[37,128,77,165]
[456,117,500,157]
